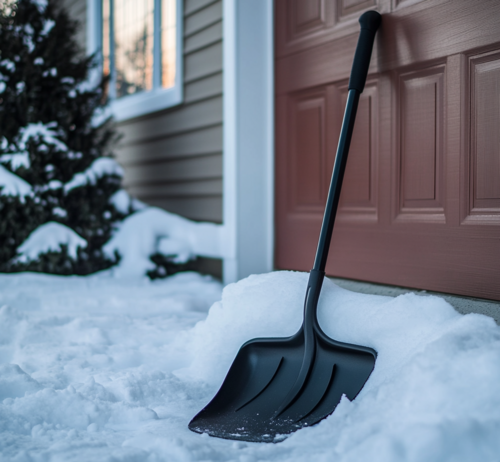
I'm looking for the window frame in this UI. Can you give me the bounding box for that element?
[87,0,183,122]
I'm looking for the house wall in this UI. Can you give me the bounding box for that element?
[62,0,223,224]
[117,0,223,224]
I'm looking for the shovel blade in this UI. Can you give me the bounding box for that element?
[188,331,376,443]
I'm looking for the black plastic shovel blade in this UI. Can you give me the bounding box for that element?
[189,270,376,443]
[188,327,376,443]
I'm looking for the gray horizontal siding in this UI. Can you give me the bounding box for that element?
[185,42,222,82]
[141,197,222,222]
[118,95,223,144]
[123,153,222,184]
[129,178,222,197]
[115,0,223,223]
[184,72,222,103]
[184,21,222,54]
[118,125,222,164]
[184,0,222,36]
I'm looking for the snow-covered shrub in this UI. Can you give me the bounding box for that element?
[0,0,225,279]
[0,0,126,274]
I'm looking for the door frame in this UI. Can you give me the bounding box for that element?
[222,0,275,283]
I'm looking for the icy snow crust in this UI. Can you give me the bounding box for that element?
[1,271,500,461]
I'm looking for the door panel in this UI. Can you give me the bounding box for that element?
[275,0,500,300]
[468,51,500,216]
[396,64,445,222]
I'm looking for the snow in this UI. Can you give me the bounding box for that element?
[15,222,87,263]
[18,123,67,153]
[16,81,25,94]
[40,19,55,36]
[1,270,499,461]
[0,59,15,72]
[23,25,35,53]
[52,206,67,218]
[64,157,123,193]
[1,122,69,172]
[0,151,30,170]
[110,189,147,214]
[32,0,48,13]
[0,164,32,200]
[103,207,224,277]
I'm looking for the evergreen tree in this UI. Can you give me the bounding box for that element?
[0,0,127,274]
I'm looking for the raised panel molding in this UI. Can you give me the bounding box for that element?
[288,0,329,41]
[395,64,446,223]
[393,0,426,9]
[462,50,500,225]
[337,0,376,22]
[288,89,328,214]
[338,80,379,222]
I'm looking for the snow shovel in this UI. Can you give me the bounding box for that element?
[189,10,381,443]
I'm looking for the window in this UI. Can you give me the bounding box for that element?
[96,0,183,121]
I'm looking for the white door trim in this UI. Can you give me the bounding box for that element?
[222,0,275,284]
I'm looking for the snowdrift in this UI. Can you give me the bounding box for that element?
[1,270,500,461]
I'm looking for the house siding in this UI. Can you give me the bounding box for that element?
[63,0,224,223]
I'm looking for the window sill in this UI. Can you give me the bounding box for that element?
[111,85,183,122]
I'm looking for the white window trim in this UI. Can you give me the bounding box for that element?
[87,0,183,122]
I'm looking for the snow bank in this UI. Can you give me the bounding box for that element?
[0,164,32,200]
[15,221,87,262]
[103,207,223,278]
[1,270,500,461]
[64,157,123,192]
[179,272,500,460]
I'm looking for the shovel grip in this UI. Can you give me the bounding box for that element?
[348,11,381,93]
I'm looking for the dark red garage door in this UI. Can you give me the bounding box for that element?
[275,0,500,300]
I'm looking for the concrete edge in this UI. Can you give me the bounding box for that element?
[329,277,500,325]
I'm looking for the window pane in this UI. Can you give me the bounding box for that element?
[102,0,111,79]
[161,0,176,88]
[114,0,154,98]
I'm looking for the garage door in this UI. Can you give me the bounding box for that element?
[275,0,500,300]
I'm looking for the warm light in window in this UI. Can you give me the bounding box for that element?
[114,0,155,98]
[102,0,110,78]
[161,0,176,89]
[102,0,178,103]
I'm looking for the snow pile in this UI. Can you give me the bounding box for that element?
[1,270,500,461]
[15,222,87,263]
[103,207,224,278]
[0,164,32,200]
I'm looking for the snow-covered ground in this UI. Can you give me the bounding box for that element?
[1,270,500,462]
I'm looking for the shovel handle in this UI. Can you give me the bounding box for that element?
[312,11,381,274]
[349,10,382,93]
